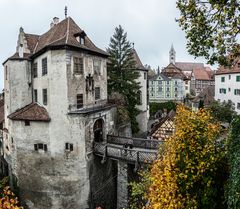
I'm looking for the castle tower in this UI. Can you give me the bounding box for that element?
[169,44,176,64]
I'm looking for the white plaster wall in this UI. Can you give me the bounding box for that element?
[215,73,240,114]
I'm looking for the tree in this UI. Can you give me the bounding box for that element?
[146,105,224,208]
[0,178,23,209]
[107,25,141,133]
[226,116,240,209]
[176,0,240,65]
[207,100,237,123]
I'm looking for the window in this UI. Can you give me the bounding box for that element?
[42,89,47,105]
[158,81,162,85]
[5,66,7,80]
[185,80,188,84]
[166,87,170,92]
[219,88,226,94]
[74,57,84,74]
[237,103,240,110]
[151,87,154,91]
[65,143,73,151]
[33,62,38,78]
[185,86,188,90]
[228,88,231,92]
[95,87,100,100]
[175,87,177,91]
[221,77,225,82]
[166,81,170,85]
[93,59,101,75]
[25,120,30,126]
[166,93,170,97]
[77,94,83,109]
[34,143,47,151]
[42,58,47,76]
[175,94,178,97]
[34,89,38,102]
[238,63,240,68]
[236,76,240,82]
[229,75,231,80]
[137,90,142,104]
[175,81,178,85]
[158,87,162,92]
[80,37,84,45]
[234,89,240,95]
[144,72,147,79]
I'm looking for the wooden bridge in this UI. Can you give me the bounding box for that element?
[93,135,163,168]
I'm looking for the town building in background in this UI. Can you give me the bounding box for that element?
[215,58,240,114]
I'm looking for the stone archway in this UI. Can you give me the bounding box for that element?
[93,118,104,142]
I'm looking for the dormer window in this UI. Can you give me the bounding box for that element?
[74,31,86,45]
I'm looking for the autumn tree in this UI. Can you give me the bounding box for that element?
[0,177,23,209]
[146,105,225,208]
[107,25,141,133]
[226,116,240,209]
[176,0,240,65]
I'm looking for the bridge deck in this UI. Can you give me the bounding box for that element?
[93,135,163,164]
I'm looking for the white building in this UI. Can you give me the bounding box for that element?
[132,48,149,133]
[215,60,240,114]
[1,16,118,209]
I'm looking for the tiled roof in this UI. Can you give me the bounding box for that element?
[0,99,4,124]
[216,60,240,75]
[8,103,50,122]
[33,17,108,56]
[175,62,204,71]
[6,17,108,62]
[192,68,214,80]
[162,63,187,79]
[132,48,146,70]
[192,86,215,105]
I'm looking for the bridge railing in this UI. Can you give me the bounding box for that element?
[107,135,163,150]
[93,142,158,164]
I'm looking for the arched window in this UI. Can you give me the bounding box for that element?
[93,119,104,142]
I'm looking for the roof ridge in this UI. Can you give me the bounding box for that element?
[65,17,70,44]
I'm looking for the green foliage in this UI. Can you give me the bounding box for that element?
[207,100,237,123]
[149,101,177,117]
[176,0,240,65]
[107,25,141,133]
[226,116,240,209]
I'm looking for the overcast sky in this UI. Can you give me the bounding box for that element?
[0,0,214,91]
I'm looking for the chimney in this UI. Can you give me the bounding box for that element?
[53,17,59,24]
[50,17,59,28]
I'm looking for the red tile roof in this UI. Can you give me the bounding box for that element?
[132,48,146,70]
[192,68,214,80]
[8,103,50,122]
[175,62,204,71]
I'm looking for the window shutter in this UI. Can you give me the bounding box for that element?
[234,89,237,95]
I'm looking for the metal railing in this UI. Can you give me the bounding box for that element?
[93,142,158,164]
[107,135,163,150]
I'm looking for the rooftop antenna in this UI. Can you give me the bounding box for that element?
[65,6,68,18]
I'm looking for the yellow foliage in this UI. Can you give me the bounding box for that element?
[0,186,23,209]
[146,104,220,209]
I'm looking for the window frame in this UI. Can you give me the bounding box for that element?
[42,57,48,76]
[42,89,48,105]
[73,57,84,75]
[95,87,101,100]
[33,62,38,78]
[77,94,83,109]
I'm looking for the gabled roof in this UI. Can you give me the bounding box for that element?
[0,99,4,124]
[5,17,108,63]
[162,63,187,79]
[8,103,50,122]
[149,73,171,81]
[192,86,215,105]
[132,48,146,71]
[192,68,214,80]
[175,62,204,71]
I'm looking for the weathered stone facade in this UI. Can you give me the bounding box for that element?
[2,17,119,209]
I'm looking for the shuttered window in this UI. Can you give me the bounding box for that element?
[33,62,38,78]
[74,57,84,74]
[42,58,47,76]
[42,89,47,105]
[95,87,100,100]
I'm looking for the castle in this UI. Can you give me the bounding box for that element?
[0,16,148,209]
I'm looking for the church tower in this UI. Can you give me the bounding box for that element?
[169,44,176,64]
